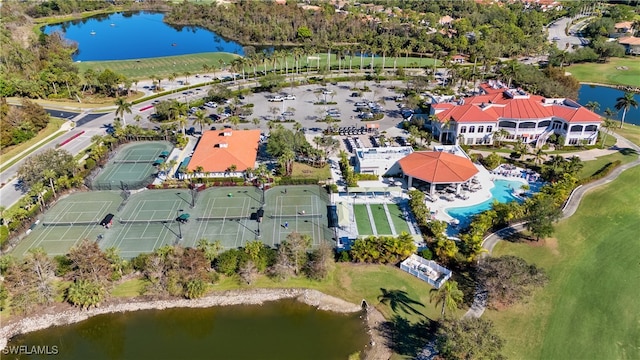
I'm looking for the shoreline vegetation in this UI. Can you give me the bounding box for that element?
[0,288,391,360]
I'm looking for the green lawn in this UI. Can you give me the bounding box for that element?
[371,204,393,235]
[576,149,638,180]
[567,57,640,87]
[77,52,240,80]
[290,162,331,180]
[354,204,373,235]
[0,118,65,165]
[387,204,411,234]
[486,165,640,359]
[614,123,640,147]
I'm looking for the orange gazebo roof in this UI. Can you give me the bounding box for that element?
[398,151,478,184]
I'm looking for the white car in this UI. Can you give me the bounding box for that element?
[268,96,284,102]
[284,94,296,100]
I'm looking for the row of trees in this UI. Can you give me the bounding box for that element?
[0,98,50,150]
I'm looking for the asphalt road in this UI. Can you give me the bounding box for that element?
[547,16,590,53]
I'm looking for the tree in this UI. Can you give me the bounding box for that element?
[196,239,222,263]
[66,280,106,309]
[114,97,132,126]
[614,92,639,128]
[3,247,56,314]
[66,240,113,285]
[429,280,464,317]
[305,242,335,280]
[238,260,259,285]
[436,317,505,360]
[477,255,548,308]
[600,109,616,149]
[42,169,57,198]
[193,110,210,133]
[18,149,76,190]
[524,194,561,241]
[272,232,310,279]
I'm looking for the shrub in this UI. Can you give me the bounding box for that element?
[356,173,379,181]
[419,248,434,260]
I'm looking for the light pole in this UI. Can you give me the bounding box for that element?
[176,208,184,241]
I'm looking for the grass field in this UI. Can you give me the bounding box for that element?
[354,204,373,235]
[567,57,640,87]
[370,204,393,235]
[576,149,638,180]
[614,123,640,147]
[77,52,439,81]
[77,52,240,80]
[485,165,640,359]
[0,118,65,165]
[290,162,331,180]
[387,204,411,234]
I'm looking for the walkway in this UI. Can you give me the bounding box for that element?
[464,131,640,318]
[365,204,378,235]
[382,204,397,235]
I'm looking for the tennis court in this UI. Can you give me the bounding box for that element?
[92,141,173,190]
[11,192,122,257]
[261,186,334,248]
[12,186,334,259]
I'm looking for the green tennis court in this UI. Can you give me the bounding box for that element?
[261,186,333,248]
[12,186,333,258]
[92,141,173,190]
[10,192,122,257]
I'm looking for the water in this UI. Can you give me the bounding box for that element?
[445,179,537,234]
[577,85,640,126]
[43,12,244,61]
[6,300,368,360]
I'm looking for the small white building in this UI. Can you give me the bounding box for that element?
[400,254,452,289]
[354,146,413,176]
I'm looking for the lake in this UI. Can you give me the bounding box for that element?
[43,11,245,61]
[5,300,369,360]
[577,85,640,126]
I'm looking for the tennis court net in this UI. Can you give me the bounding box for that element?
[269,214,323,220]
[42,221,97,227]
[197,216,248,222]
[119,219,173,225]
[112,160,154,164]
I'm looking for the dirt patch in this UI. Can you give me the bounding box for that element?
[544,237,560,255]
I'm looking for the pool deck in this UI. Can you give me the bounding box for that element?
[428,164,530,224]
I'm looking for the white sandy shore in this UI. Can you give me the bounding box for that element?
[0,288,391,359]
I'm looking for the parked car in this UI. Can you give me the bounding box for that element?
[284,94,296,100]
[268,96,284,102]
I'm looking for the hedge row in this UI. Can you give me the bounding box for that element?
[578,160,622,185]
[277,177,321,185]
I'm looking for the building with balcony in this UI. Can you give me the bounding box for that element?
[430,81,602,147]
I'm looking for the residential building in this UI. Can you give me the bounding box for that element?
[186,129,261,178]
[430,81,602,147]
[613,21,634,36]
[618,36,640,55]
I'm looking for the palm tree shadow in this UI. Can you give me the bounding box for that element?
[377,315,436,356]
[377,288,425,317]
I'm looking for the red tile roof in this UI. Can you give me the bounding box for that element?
[398,151,478,184]
[432,89,601,124]
[187,129,261,173]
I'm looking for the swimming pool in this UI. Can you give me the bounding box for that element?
[445,179,535,235]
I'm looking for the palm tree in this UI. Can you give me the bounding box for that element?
[43,169,57,198]
[183,71,191,85]
[278,149,295,176]
[194,110,210,133]
[429,280,463,318]
[600,108,616,148]
[177,115,188,135]
[114,97,132,127]
[585,101,600,113]
[614,92,639,128]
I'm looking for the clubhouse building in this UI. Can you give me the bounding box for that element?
[186,129,260,178]
[430,81,602,147]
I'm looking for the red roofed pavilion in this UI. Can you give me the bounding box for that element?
[398,151,478,194]
[187,129,260,177]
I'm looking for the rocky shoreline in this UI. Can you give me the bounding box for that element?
[0,288,391,359]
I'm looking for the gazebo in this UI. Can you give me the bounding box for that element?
[397,151,478,195]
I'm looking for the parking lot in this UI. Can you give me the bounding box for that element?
[183,80,411,135]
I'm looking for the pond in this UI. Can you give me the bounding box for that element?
[43,11,245,61]
[5,300,369,360]
[577,85,640,126]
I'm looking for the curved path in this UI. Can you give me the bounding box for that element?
[464,131,640,318]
